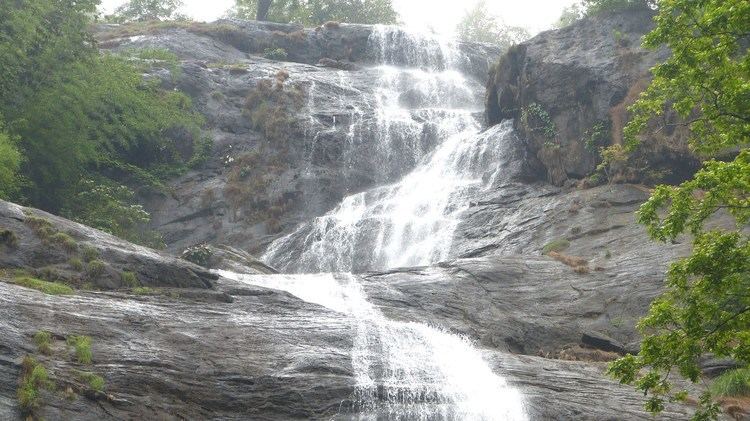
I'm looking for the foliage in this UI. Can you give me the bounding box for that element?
[542,238,570,255]
[50,232,78,253]
[86,260,107,278]
[710,368,750,398]
[0,1,205,248]
[456,0,530,48]
[232,0,399,25]
[69,258,84,271]
[132,286,156,295]
[75,371,105,392]
[107,0,187,23]
[181,243,213,267]
[0,120,21,200]
[66,335,93,364]
[554,3,585,28]
[64,179,165,249]
[81,246,100,263]
[0,229,18,247]
[34,331,52,355]
[121,271,140,288]
[608,1,750,418]
[264,47,289,61]
[521,103,557,142]
[13,276,74,296]
[17,356,53,413]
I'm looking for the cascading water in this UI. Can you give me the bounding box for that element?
[220,271,526,420]
[226,26,527,419]
[263,26,514,273]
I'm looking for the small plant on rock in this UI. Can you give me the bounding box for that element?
[34,331,52,355]
[69,257,84,271]
[81,245,99,262]
[66,335,92,364]
[542,238,570,255]
[121,271,139,288]
[263,47,288,61]
[17,356,53,413]
[86,260,107,278]
[50,232,78,253]
[75,371,105,392]
[13,276,74,296]
[0,228,18,247]
[710,368,750,398]
[181,244,213,267]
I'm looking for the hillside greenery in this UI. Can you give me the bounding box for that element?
[0,0,206,246]
[232,0,399,25]
[604,0,750,419]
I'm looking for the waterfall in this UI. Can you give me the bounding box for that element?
[219,271,527,421]
[263,26,512,273]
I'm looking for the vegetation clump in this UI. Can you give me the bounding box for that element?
[17,356,53,413]
[86,260,107,279]
[542,238,570,255]
[50,232,78,253]
[81,246,99,263]
[181,244,213,267]
[13,276,74,296]
[34,331,52,355]
[66,335,92,364]
[75,371,105,393]
[710,368,750,398]
[263,47,288,61]
[69,258,84,271]
[0,228,18,247]
[121,271,140,288]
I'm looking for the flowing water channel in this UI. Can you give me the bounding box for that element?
[231,26,527,419]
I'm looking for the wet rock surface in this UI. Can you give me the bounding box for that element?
[485,9,698,185]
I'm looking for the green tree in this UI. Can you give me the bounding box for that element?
[456,1,530,48]
[553,0,653,27]
[607,0,750,418]
[0,120,21,200]
[553,3,584,28]
[232,0,398,25]
[107,0,186,23]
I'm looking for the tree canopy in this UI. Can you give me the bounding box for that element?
[106,0,187,23]
[0,0,206,246]
[456,0,529,48]
[232,0,399,26]
[607,0,750,418]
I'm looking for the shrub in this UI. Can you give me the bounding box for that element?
[0,229,18,247]
[521,102,557,141]
[86,260,107,278]
[25,216,55,241]
[263,47,288,61]
[542,238,570,255]
[132,286,156,295]
[181,244,213,267]
[34,331,52,355]
[121,271,140,288]
[81,245,99,262]
[13,276,74,296]
[17,356,53,412]
[710,368,750,398]
[75,371,105,392]
[69,258,84,271]
[66,335,92,364]
[50,232,77,253]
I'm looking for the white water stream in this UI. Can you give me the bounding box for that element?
[231,26,526,419]
[220,271,526,420]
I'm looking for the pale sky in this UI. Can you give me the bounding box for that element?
[99,0,579,35]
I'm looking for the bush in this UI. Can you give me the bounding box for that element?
[13,276,74,295]
[50,232,77,253]
[121,271,140,288]
[17,356,52,412]
[25,216,55,241]
[181,244,213,267]
[263,47,288,61]
[542,238,571,255]
[710,368,750,398]
[75,371,105,392]
[81,245,99,263]
[69,257,84,271]
[66,335,92,364]
[86,260,107,278]
[34,331,52,355]
[132,286,156,295]
[0,229,18,247]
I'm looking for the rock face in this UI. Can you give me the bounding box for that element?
[0,200,215,290]
[485,9,698,185]
[94,20,500,254]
